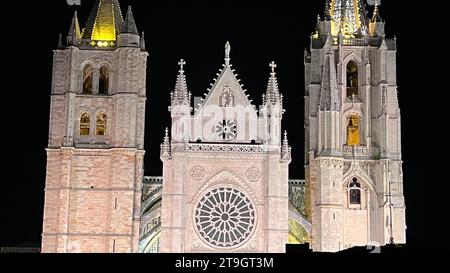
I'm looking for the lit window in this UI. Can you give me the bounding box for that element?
[80,113,91,136]
[96,113,107,136]
[347,115,360,146]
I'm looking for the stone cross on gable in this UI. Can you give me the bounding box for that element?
[270,61,277,72]
[178,59,186,71]
[270,61,277,74]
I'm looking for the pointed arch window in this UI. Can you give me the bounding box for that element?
[99,66,109,95]
[346,115,360,146]
[349,178,361,205]
[346,61,358,97]
[80,113,91,136]
[96,113,107,136]
[83,65,94,94]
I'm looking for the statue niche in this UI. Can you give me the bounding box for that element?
[346,61,359,97]
[346,115,360,146]
[219,87,234,107]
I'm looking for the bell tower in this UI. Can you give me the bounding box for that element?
[41,0,148,253]
[304,1,406,252]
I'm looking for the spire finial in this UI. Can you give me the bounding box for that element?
[171,59,190,107]
[140,31,146,50]
[265,61,282,108]
[270,61,277,75]
[225,41,231,65]
[161,127,171,159]
[67,10,81,46]
[371,1,382,22]
[178,59,186,73]
[121,5,139,35]
[281,130,291,161]
[58,33,63,48]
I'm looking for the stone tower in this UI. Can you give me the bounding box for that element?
[41,0,148,253]
[160,43,291,253]
[304,1,406,252]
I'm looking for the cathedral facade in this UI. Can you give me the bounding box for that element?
[41,0,406,253]
[159,45,291,253]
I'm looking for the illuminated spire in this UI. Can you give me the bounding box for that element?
[369,3,383,37]
[82,0,123,44]
[121,6,139,34]
[263,62,284,119]
[171,59,191,107]
[264,61,282,106]
[281,131,292,161]
[328,0,366,38]
[160,128,171,160]
[324,0,331,20]
[313,14,321,39]
[67,11,81,46]
[371,3,382,22]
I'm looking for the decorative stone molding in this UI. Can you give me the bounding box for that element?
[186,153,267,160]
[190,166,206,181]
[192,170,259,206]
[343,53,364,67]
[317,158,343,169]
[192,238,201,249]
[342,145,380,158]
[143,176,163,185]
[185,143,267,154]
[246,236,257,250]
[246,168,261,183]
[343,161,352,175]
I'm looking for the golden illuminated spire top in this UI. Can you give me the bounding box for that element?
[82,0,123,45]
[328,0,367,38]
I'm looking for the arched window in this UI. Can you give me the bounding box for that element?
[83,65,94,94]
[346,61,358,97]
[80,113,91,136]
[219,87,234,107]
[346,115,360,146]
[99,66,109,95]
[96,113,107,136]
[349,178,361,205]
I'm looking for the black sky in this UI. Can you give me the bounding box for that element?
[1,0,445,252]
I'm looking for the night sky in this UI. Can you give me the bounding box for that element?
[1,0,444,252]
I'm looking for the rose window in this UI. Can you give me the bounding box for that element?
[195,187,255,248]
[215,119,237,141]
